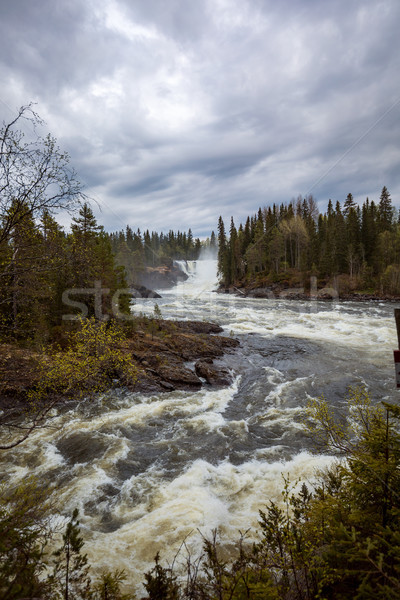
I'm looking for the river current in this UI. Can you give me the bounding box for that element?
[2,259,399,587]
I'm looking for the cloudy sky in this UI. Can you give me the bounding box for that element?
[1,0,399,236]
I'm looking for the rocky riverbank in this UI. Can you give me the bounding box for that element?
[217,283,400,302]
[0,319,239,406]
[126,319,238,393]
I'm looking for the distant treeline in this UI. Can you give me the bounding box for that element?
[0,202,218,342]
[0,203,130,342]
[217,187,400,294]
[109,227,217,285]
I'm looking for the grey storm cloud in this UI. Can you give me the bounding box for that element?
[0,0,399,235]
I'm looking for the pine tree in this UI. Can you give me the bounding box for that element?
[378,186,393,232]
[4,205,44,339]
[40,210,69,329]
[229,217,239,283]
[0,482,53,600]
[217,216,230,285]
[71,203,101,242]
[68,205,130,320]
[50,509,91,600]
[144,553,179,600]
[70,203,102,288]
[125,225,134,250]
[344,198,361,279]
[333,201,347,273]
[143,230,153,265]
[90,569,134,600]
[343,192,357,216]
[242,216,252,254]
[210,230,217,254]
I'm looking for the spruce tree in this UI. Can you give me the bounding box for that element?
[4,205,44,339]
[217,216,230,285]
[378,186,393,232]
[343,192,357,216]
[209,230,217,254]
[229,217,239,283]
[50,509,90,600]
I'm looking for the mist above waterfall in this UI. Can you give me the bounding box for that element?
[199,245,218,261]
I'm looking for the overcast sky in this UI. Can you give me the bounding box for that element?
[1,0,399,236]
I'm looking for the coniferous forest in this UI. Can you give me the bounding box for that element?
[0,198,211,342]
[217,190,400,297]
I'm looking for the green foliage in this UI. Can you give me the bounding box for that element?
[110,227,205,285]
[143,552,179,600]
[30,318,137,401]
[89,569,135,600]
[50,508,91,600]
[153,303,162,320]
[0,129,130,342]
[0,106,85,341]
[200,530,278,599]
[0,479,53,600]
[301,387,400,598]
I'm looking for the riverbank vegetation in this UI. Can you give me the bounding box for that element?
[0,314,238,450]
[1,387,400,599]
[217,190,400,297]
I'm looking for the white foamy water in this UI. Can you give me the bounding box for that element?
[1,259,399,591]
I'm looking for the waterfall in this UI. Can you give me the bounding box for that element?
[172,259,218,295]
[173,259,197,278]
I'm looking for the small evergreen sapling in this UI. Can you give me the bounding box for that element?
[50,509,91,600]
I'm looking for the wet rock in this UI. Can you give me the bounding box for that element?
[195,359,232,386]
[156,363,202,389]
[159,381,175,391]
[245,287,275,298]
[129,320,239,393]
[174,320,223,334]
[131,285,161,298]
[138,265,188,290]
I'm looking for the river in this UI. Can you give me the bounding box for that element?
[1,259,398,588]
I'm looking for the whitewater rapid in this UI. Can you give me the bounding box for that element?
[1,259,398,589]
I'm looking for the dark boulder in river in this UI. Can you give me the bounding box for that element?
[130,285,161,298]
[137,264,188,290]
